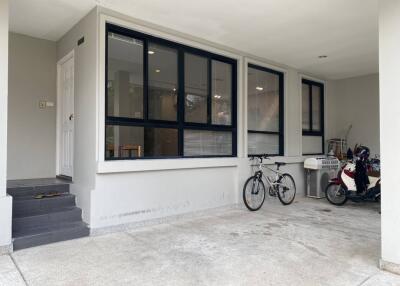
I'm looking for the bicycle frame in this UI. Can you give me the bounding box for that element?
[251,158,284,190]
[243,155,296,210]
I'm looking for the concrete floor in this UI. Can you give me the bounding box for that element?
[1,198,399,286]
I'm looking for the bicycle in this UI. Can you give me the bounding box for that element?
[243,155,296,211]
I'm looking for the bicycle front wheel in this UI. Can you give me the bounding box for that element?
[243,176,266,211]
[277,174,296,205]
[325,183,347,206]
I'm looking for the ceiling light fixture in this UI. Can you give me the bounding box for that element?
[256,86,264,91]
[214,94,222,99]
[155,69,161,73]
[173,88,176,91]
[148,50,155,55]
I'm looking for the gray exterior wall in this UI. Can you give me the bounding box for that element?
[327,73,380,156]
[7,33,57,180]
[56,8,98,223]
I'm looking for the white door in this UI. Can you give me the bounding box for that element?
[59,55,74,177]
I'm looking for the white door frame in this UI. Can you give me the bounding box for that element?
[56,50,75,178]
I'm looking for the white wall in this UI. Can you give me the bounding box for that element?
[7,33,57,180]
[285,69,303,157]
[327,74,380,156]
[86,9,317,230]
[92,167,238,228]
[0,0,9,197]
[56,8,98,223]
[379,0,400,271]
[0,0,12,250]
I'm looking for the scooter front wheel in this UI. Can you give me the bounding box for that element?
[325,183,348,206]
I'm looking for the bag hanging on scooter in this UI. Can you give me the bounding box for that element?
[355,160,369,193]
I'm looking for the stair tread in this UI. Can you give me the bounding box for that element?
[13,221,88,238]
[7,178,70,197]
[13,193,73,201]
[8,185,69,191]
[13,206,80,219]
[7,178,71,188]
[13,222,89,250]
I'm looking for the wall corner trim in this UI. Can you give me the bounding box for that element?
[0,243,13,255]
[379,259,400,276]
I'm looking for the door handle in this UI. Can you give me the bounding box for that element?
[69,114,74,121]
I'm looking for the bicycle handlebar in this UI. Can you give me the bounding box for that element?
[249,154,271,162]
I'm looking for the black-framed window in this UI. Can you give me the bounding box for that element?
[105,23,237,160]
[247,64,284,156]
[302,79,324,155]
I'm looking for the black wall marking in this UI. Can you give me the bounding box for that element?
[77,37,85,46]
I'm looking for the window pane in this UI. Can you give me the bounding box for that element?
[184,130,232,156]
[106,125,178,158]
[185,53,208,123]
[302,84,310,130]
[148,43,178,121]
[248,133,279,155]
[302,135,323,154]
[212,60,232,125]
[312,85,321,131]
[248,67,280,132]
[107,32,143,119]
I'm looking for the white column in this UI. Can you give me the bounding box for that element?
[0,0,12,251]
[0,0,8,196]
[379,0,400,274]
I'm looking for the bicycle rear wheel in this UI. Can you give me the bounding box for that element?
[277,173,296,205]
[243,176,266,211]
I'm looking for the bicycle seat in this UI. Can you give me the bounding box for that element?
[275,162,286,167]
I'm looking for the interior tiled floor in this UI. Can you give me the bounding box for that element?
[1,197,399,286]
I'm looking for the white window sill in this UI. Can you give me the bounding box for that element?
[97,157,239,174]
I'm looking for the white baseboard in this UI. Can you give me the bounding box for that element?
[90,203,240,236]
[380,259,400,275]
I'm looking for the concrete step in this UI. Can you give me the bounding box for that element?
[12,207,83,233]
[13,194,76,217]
[8,178,88,251]
[13,221,90,251]
[7,183,69,197]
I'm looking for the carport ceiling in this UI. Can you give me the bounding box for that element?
[9,0,378,80]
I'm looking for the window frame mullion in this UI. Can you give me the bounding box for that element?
[301,78,325,155]
[207,58,212,125]
[178,49,185,157]
[105,23,237,160]
[308,83,313,132]
[247,64,284,157]
[143,39,149,121]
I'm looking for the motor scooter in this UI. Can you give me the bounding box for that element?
[325,160,381,206]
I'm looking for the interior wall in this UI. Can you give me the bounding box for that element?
[327,74,380,156]
[7,33,57,180]
[56,8,98,223]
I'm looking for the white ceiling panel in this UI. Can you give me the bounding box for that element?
[9,0,378,79]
